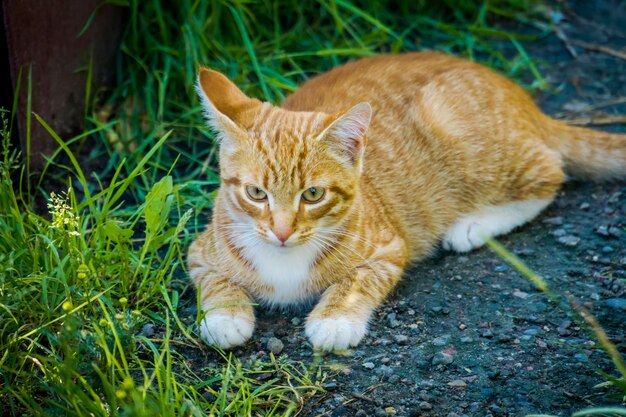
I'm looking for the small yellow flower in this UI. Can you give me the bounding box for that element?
[62,301,72,311]
[99,319,108,327]
[119,297,128,306]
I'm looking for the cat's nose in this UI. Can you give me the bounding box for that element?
[272,227,293,243]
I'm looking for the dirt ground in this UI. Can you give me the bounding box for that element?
[190,1,626,416]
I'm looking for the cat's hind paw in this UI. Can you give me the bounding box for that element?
[442,219,486,253]
[199,313,254,349]
[305,316,367,351]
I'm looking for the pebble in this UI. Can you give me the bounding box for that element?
[552,228,567,237]
[609,226,622,238]
[419,401,433,411]
[494,265,508,273]
[460,336,473,343]
[384,407,397,415]
[558,235,580,247]
[291,317,301,326]
[514,248,535,256]
[363,361,376,370]
[602,245,615,253]
[574,353,589,363]
[140,323,155,337]
[606,298,626,311]
[579,202,590,210]
[394,334,409,345]
[513,290,529,299]
[387,312,401,328]
[543,216,563,225]
[557,319,572,337]
[432,352,454,365]
[374,408,387,417]
[536,339,547,348]
[432,335,451,346]
[596,226,610,238]
[266,337,284,354]
[377,365,394,376]
[448,379,467,388]
[480,329,494,339]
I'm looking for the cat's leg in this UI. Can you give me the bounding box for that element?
[442,199,552,253]
[305,235,407,351]
[188,236,255,349]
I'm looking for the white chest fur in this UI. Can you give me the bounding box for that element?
[234,236,319,305]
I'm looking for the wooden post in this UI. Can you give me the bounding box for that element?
[2,0,127,171]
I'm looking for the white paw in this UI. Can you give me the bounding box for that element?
[305,316,367,351]
[199,313,254,349]
[442,219,487,253]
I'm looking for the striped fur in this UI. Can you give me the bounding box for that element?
[189,52,626,350]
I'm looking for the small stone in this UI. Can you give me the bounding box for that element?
[432,352,454,365]
[557,319,572,336]
[394,334,409,345]
[552,228,567,237]
[376,365,394,376]
[514,248,535,256]
[355,411,368,417]
[608,226,622,238]
[543,216,563,225]
[291,317,302,326]
[374,408,387,417]
[431,306,443,313]
[432,334,451,346]
[558,235,580,247]
[574,353,588,363]
[480,329,494,339]
[487,370,500,380]
[461,336,473,343]
[267,337,284,354]
[579,202,590,210]
[596,226,610,238]
[606,298,626,311]
[602,245,615,254]
[448,379,467,388]
[140,323,155,337]
[384,407,397,415]
[419,401,433,411]
[494,265,508,273]
[363,361,376,370]
[513,290,529,299]
[536,339,547,348]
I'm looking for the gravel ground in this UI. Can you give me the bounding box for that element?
[189,1,626,415]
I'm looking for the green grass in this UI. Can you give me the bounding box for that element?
[6,0,624,415]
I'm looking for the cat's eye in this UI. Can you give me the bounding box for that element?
[301,187,326,203]
[245,185,267,201]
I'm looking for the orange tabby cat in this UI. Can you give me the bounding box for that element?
[188,52,626,351]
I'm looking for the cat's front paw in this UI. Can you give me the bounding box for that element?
[305,316,367,351]
[199,313,254,349]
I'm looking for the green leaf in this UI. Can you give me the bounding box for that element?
[103,221,134,243]
[144,175,173,238]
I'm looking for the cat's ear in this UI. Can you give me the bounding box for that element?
[322,102,372,166]
[196,67,261,149]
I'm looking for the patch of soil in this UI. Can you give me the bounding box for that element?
[190,1,626,416]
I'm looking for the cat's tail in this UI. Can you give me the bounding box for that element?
[544,118,626,180]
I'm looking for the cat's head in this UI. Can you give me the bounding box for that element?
[196,68,371,250]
